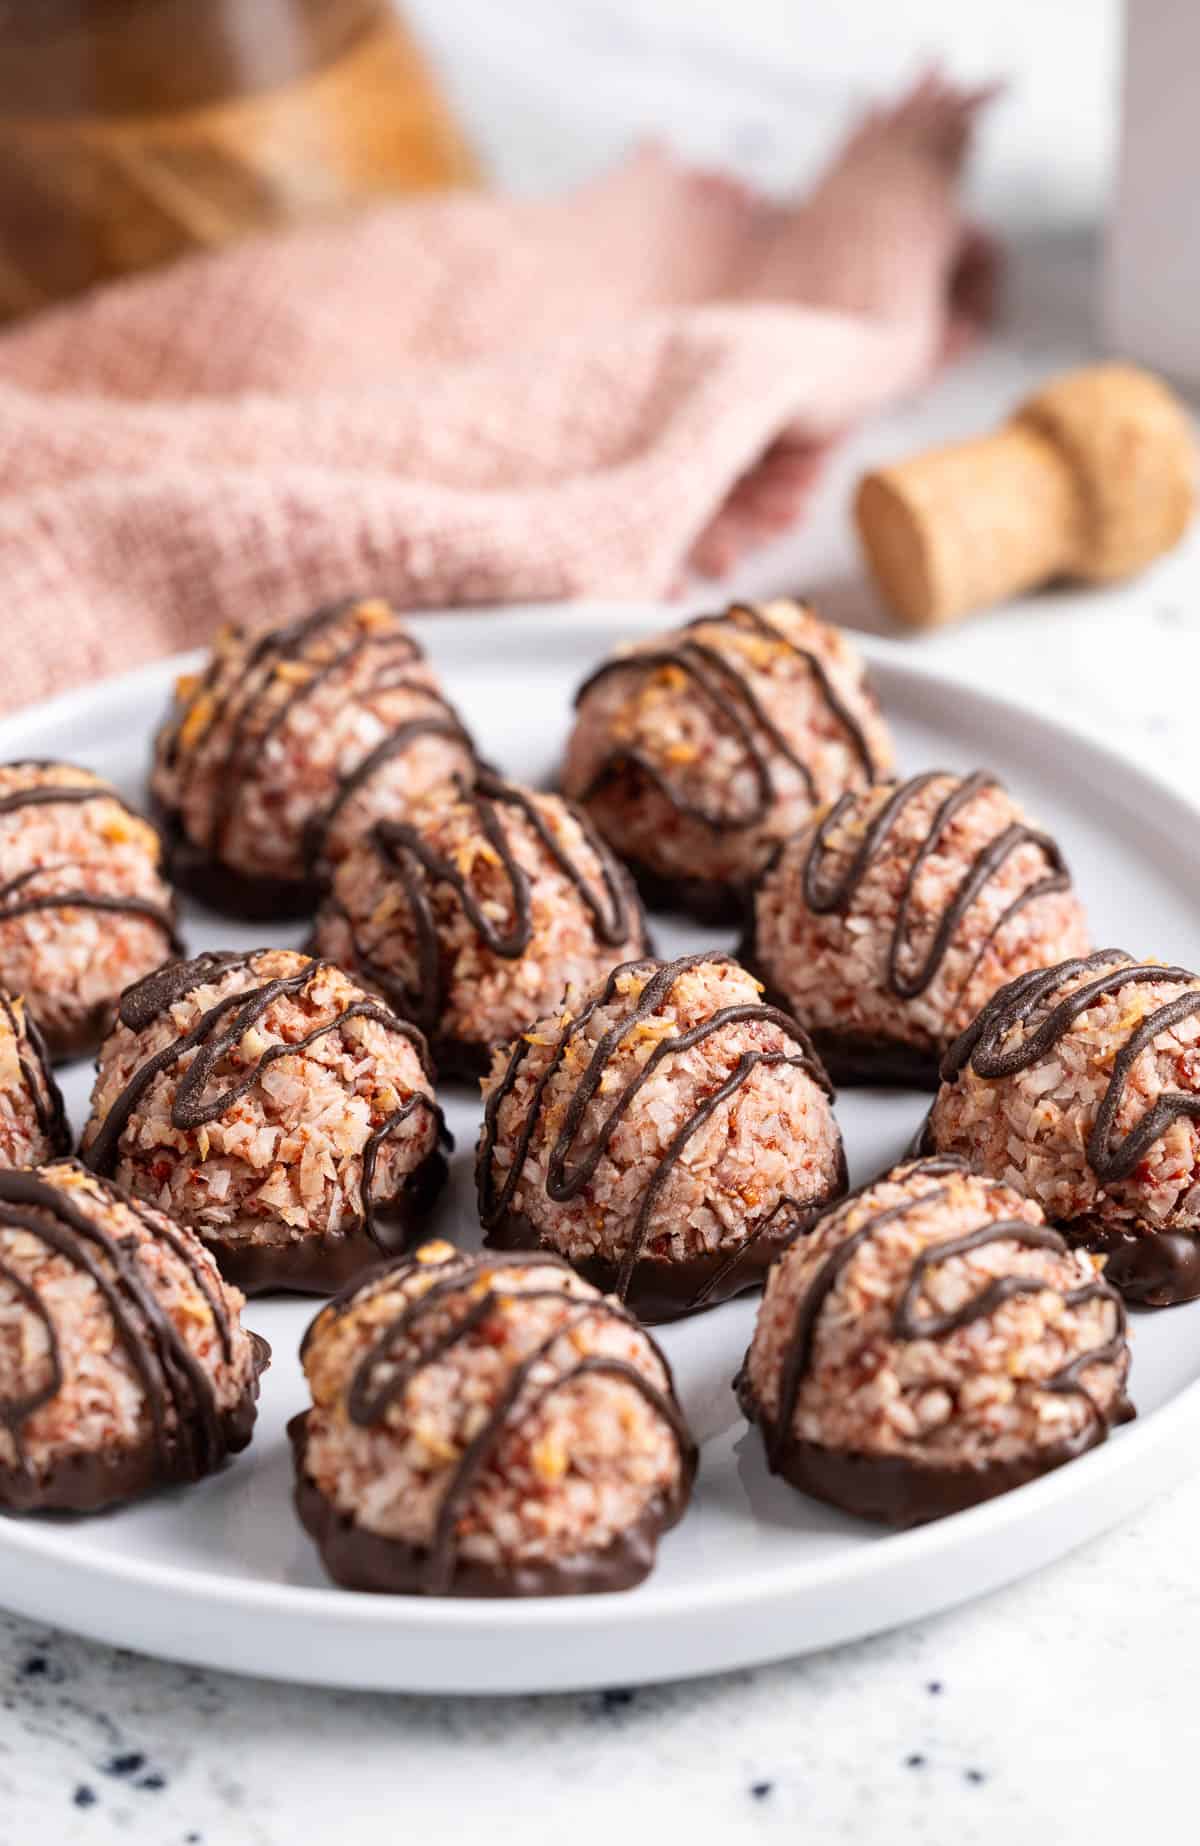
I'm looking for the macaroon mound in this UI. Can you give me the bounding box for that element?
[80,949,448,1297]
[151,596,476,920]
[561,599,893,923]
[747,770,1090,1087]
[477,952,847,1323]
[313,772,649,1080]
[0,992,69,1170]
[927,949,1200,1308]
[291,1241,696,1596]
[738,1155,1132,1526]
[0,761,180,1060]
[0,1161,267,1513]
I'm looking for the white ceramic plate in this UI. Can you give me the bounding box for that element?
[0,603,1198,1695]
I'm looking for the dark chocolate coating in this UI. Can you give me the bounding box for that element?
[293,1247,696,1595]
[617,853,749,927]
[934,951,1200,1306]
[807,1029,942,1091]
[0,992,70,1155]
[743,916,948,1093]
[320,772,647,1056]
[1060,1219,1200,1309]
[203,1145,449,1297]
[736,1378,1115,1528]
[571,603,883,920]
[82,951,449,1291]
[486,1197,826,1326]
[1,1342,267,1516]
[743,771,1075,1089]
[153,799,318,922]
[154,599,474,919]
[738,1155,1131,1525]
[290,1416,688,1597]
[0,1166,269,1512]
[477,952,846,1320]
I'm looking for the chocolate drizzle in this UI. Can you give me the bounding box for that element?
[932,952,1200,1307]
[800,771,1071,1000]
[477,952,846,1321]
[157,600,474,908]
[294,1247,696,1596]
[0,992,69,1155]
[0,1163,263,1509]
[82,951,449,1262]
[573,602,881,836]
[756,1156,1127,1463]
[0,765,180,953]
[328,774,644,1061]
[941,950,1200,1183]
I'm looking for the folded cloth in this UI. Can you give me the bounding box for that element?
[0,69,996,712]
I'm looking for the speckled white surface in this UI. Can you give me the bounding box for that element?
[4,1,1199,1839]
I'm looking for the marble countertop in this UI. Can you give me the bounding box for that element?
[4,2,1199,1840]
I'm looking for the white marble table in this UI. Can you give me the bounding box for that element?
[4,2,1199,1840]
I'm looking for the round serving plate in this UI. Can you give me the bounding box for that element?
[0,602,1197,1695]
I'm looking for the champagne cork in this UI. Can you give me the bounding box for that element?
[854,362,1197,628]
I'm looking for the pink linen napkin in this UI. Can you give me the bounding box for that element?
[0,70,996,712]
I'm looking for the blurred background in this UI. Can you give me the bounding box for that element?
[409,0,1114,223]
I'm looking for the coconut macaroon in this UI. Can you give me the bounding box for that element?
[747,770,1090,1087]
[0,993,69,1170]
[151,597,476,920]
[0,1161,267,1513]
[79,949,448,1296]
[927,950,1200,1308]
[0,761,180,1060]
[562,599,892,923]
[291,1242,696,1596]
[737,1155,1132,1526]
[313,773,649,1080]
[477,952,846,1323]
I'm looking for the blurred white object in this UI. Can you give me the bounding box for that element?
[1105,0,1200,385]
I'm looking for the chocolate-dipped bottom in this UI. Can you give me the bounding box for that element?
[616,855,750,929]
[2,1342,267,1515]
[153,798,319,922]
[0,1165,269,1514]
[204,1144,449,1298]
[738,1156,1132,1527]
[807,1030,943,1090]
[293,1246,696,1597]
[735,1366,1114,1528]
[485,1199,833,1327]
[290,1417,689,1597]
